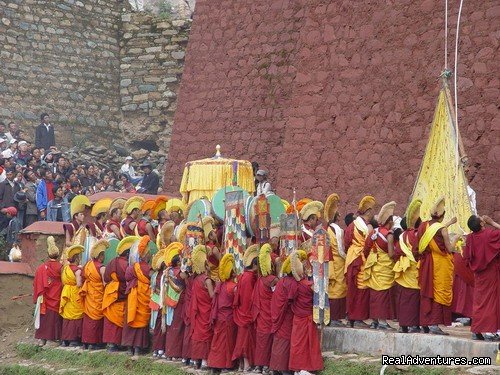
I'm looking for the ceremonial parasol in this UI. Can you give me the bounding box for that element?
[179,145,255,204]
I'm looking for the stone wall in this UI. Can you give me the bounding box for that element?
[166,0,500,216]
[119,12,190,159]
[0,0,123,147]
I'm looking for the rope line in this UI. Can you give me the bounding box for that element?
[444,0,448,69]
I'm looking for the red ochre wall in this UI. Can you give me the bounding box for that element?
[165,0,499,217]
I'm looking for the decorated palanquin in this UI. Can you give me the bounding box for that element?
[179,145,255,204]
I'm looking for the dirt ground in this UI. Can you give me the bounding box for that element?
[0,275,36,360]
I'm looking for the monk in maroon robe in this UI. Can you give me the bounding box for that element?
[463,215,500,338]
[207,254,237,370]
[232,260,258,370]
[33,248,63,344]
[451,252,474,319]
[289,252,323,372]
[190,245,214,368]
[269,274,297,373]
[252,270,278,369]
[181,274,195,363]
[165,257,187,359]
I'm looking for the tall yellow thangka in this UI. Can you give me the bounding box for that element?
[410,83,472,236]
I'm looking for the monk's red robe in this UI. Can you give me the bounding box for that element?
[181,274,195,359]
[208,280,237,369]
[33,260,63,341]
[190,274,213,360]
[165,267,186,358]
[87,221,104,239]
[232,270,257,364]
[417,220,454,326]
[463,228,500,333]
[121,261,151,349]
[363,227,396,320]
[289,278,323,372]
[269,276,298,372]
[252,274,277,367]
[102,255,128,345]
[451,252,474,318]
[393,229,420,327]
[344,220,369,320]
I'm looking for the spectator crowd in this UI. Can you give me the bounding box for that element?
[0,113,160,258]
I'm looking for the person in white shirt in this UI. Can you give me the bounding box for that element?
[255,169,272,196]
[120,156,142,184]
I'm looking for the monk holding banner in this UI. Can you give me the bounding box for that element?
[80,239,108,349]
[33,236,63,346]
[393,200,422,333]
[344,196,376,327]
[324,193,347,326]
[363,201,397,330]
[122,236,152,358]
[102,236,139,351]
[463,215,500,340]
[417,197,458,335]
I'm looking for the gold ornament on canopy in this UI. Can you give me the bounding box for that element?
[179,145,255,204]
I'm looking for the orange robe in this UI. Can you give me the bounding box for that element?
[102,255,128,345]
[80,260,105,344]
[122,261,151,349]
[417,220,454,326]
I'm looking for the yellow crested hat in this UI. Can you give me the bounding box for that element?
[258,243,272,276]
[91,198,113,217]
[243,244,259,267]
[192,244,207,274]
[358,195,376,214]
[405,199,422,229]
[281,256,291,275]
[66,244,84,260]
[219,253,235,282]
[47,236,60,258]
[109,197,126,214]
[430,196,445,218]
[324,193,340,222]
[70,195,91,217]
[165,198,186,214]
[177,222,188,243]
[117,236,140,255]
[123,196,145,215]
[152,248,166,271]
[300,201,323,221]
[164,242,183,266]
[202,216,215,241]
[157,221,175,249]
[281,199,290,213]
[377,201,396,225]
[90,239,109,259]
[151,196,168,220]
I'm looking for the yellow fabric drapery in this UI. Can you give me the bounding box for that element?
[60,265,84,320]
[410,84,472,235]
[179,151,255,204]
[363,243,395,292]
[327,228,347,299]
[393,233,420,290]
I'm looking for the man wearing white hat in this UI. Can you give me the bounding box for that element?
[1,139,17,159]
[255,170,272,196]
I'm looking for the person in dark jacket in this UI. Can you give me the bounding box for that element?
[35,113,56,150]
[0,168,21,229]
[137,162,159,195]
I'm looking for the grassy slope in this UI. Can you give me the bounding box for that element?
[0,344,459,375]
